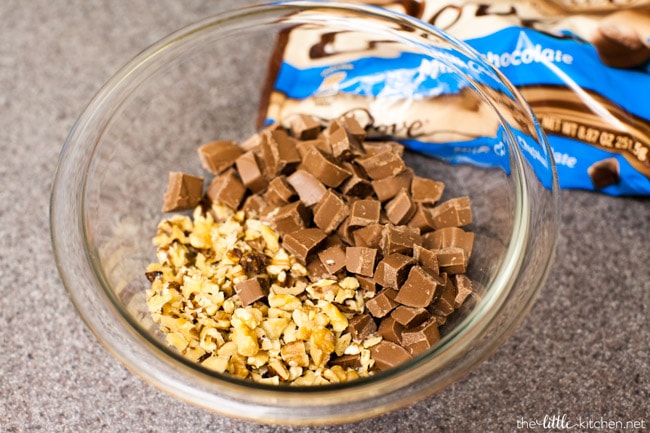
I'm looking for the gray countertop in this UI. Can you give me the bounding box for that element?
[2,1,648,432]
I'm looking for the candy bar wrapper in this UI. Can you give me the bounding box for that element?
[258,0,650,196]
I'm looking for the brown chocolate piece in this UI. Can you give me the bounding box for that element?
[330,354,362,369]
[433,247,467,274]
[453,274,473,308]
[356,275,377,294]
[205,168,246,210]
[335,216,354,246]
[235,150,268,193]
[429,277,457,317]
[429,196,472,229]
[363,141,404,157]
[318,244,347,275]
[370,340,412,371]
[349,199,381,227]
[380,224,421,256]
[410,176,444,204]
[287,169,327,207]
[385,189,417,225]
[261,129,301,176]
[374,253,414,289]
[371,169,413,202]
[394,266,441,308]
[289,113,321,140]
[347,313,377,341]
[197,140,243,175]
[282,228,327,264]
[296,138,331,160]
[400,318,440,356]
[241,194,268,216]
[365,288,399,318]
[264,176,296,206]
[306,257,333,282]
[352,223,384,249]
[356,149,406,180]
[235,276,269,307]
[339,162,373,198]
[378,316,404,344]
[588,157,620,189]
[272,201,311,235]
[423,227,474,263]
[302,146,352,188]
[162,172,203,212]
[412,244,439,275]
[313,189,349,234]
[337,115,367,142]
[345,246,379,277]
[390,306,430,328]
[407,204,436,232]
[327,120,365,161]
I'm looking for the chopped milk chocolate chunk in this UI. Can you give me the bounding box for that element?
[423,227,474,262]
[302,146,352,188]
[296,138,331,159]
[411,176,444,204]
[330,354,362,369]
[287,169,327,207]
[407,204,436,232]
[282,228,327,264]
[370,341,412,371]
[453,274,473,308]
[345,246,379,277]
[264,176,296,206]
[337,115,366,142]
[356,149,406,180]
[306,256,333,282]
[390,306,430,328]
[197,140,243,175]
[313,190,349,234]
[336,216,354,246]
[429,196,472,229]
[261,129,301,175]
[162,172,203,212]
[412,244,439,275]
[242,194,268,216]
[385,189,417,225]
[235,150,268,193]
[205,168,246,210]
[366,288,399,318]
[339,162,374,198]
[272,201,311,235]
[374,253,414,289]
[400,319,440,356]
[363,141,404,157]
[433,247,467,274]
[289,113,321,140]
[380,224,421,256]
[372,169,413,202]
[349,199,382,227]
[318,244,347,275]
[327,120,365,161]
[394,266,441,308]
[378,316,404,344]
[347,314,377,341]
[352,224,384,249]
[235,276,269,307]
[429,277,457,317]
[356,275,377,293]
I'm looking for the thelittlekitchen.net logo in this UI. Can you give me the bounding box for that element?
[517,414,647,430]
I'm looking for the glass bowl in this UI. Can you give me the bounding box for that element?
[50,1,559,425]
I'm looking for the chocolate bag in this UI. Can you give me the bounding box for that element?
[259,0,650,196]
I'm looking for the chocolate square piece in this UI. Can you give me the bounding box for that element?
[313,189,349,233]
[371,169,413,202]
[264,176,296,206]
[365,288,399,318]
[433,247,467,274]
[261,129,301,176]
[318,244,347,275]
[370,340,412,371]
[289,113,321,140]
[162,172,204,212]
[385,189,417,225]
[302,146,351,188]
[235,276,269,307]
[429,196,472,229]
[390,306,430,328]
[410,176,444,204]
[356,149,406,180]
[282,228,327,264]
[197,140,243,175]
[400,318,440,356]
[349,199,381,227]
[205,168,246,210]
[235,150,268,193]
[380,224,421,256]
[378,316,404,344]
[374,253,414,289]
[423,227,474,263]
[347,314,377,341]
[287,169,327,207]
[345,246,379,277]
[352,223,384,249]
[327,119,365,161]
[394,266,441,308]
[272,201,311,235]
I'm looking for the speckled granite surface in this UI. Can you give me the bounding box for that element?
[1,1,648,432]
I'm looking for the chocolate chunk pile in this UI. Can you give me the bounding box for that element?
[160,114,474,372]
